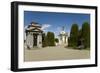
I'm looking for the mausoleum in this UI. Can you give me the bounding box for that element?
[25,22,43,49]
[58,26,68,46]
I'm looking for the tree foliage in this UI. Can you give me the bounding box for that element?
[81,22,90,48]
[46,32,55,46]
[55,38,59,43]
[42,32,55,47]
[42,33,47,47]
[68,22,90,49]
[68,24,79,47]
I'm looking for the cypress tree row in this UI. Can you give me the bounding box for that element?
[68,22,90,49]
[42,22,90,49]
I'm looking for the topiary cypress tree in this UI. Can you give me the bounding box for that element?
[46,32,55,46]
[69,24,79,48]
[81,22,90,48]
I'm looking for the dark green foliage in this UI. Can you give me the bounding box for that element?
[46,32,55,46]
[69,24,79,47]
[77,29,82,46]
[68,22,90,49]
[81,22,90,48]
[42,33,47,47]
[42,32,55,47]
[68,37,70,46]
[55,38,59,43]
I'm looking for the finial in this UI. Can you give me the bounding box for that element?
[62,26,65,31]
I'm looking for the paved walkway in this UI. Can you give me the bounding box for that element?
[24,46,90,62]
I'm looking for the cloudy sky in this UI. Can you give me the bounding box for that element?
[24,11,90,37]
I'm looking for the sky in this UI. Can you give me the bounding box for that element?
[24,11,90,37]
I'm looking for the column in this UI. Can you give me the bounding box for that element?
[37,33,42,48]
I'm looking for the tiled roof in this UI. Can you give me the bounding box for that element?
[26,21,43,32]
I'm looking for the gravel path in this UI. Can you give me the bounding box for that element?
[24,46,90,62]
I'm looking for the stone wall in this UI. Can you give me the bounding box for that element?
[59,35,68,46]
[37,34,42,48]
[26,32,33,49]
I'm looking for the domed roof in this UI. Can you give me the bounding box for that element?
[59,31,68,36]
[60,31,66,34]
[58,26,68,36]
